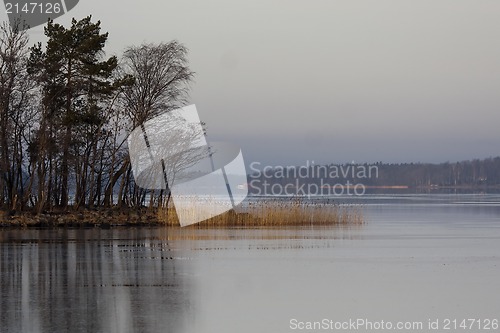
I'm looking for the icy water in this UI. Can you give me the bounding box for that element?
[1,194,500,333]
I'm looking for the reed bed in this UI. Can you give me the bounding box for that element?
[158,198,363,227]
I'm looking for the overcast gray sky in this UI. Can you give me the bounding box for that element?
[3,0,500,166]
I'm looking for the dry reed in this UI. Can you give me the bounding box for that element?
[158,198,363,227]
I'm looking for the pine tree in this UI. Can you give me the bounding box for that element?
[28,16,122,208]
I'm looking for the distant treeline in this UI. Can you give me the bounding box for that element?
[247,157,500,193]
[363,157,500,187]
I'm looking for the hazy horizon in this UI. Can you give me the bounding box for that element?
[2,0,499,167]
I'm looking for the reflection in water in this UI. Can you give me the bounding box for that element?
[0,229,192,333]
[0,225,361,333]
[162,225,364,241]
[3,196,497,333]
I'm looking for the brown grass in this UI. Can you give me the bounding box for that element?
[158,199,363,227]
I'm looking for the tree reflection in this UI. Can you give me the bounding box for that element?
[0,229,192,333]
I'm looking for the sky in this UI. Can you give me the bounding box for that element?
[2,0,500,167]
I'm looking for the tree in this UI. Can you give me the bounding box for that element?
[0,21,34,211]
[121,41,194,126]
[28,16,125,209]
[103,42,194,207]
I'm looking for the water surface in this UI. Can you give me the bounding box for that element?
[1,194,499,332]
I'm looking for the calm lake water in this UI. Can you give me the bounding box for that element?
[1,194,499,333]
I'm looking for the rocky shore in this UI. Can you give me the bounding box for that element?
[0,207,162,228]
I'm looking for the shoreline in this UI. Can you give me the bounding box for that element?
[0,207,163,228]
[1,201,364,228]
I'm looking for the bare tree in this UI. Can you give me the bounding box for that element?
[121,41,194,126]
[104,41,194,207]
[0,21,34,211]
